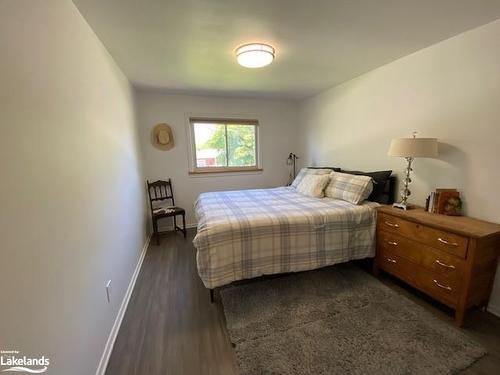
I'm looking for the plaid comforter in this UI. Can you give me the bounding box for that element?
[193,187,379,289]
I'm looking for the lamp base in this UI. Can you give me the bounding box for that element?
[392,202,414,211]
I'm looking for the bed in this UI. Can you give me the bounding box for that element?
[193,175,395,291]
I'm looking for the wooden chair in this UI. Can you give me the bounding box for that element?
[147,179,186,245]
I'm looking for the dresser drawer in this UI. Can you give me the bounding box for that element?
[377,230,465,279]
[378,213,469,258]
[377,230,422,264]
[414,268,462,307]
[378,247,416,285]
[379,246,461,307]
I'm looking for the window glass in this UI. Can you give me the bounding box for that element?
[191,120,258,171]
[194,123,227,168]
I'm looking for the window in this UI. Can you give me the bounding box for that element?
[188,118,260,173]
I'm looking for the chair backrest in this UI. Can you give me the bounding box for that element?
[147,179,175,211]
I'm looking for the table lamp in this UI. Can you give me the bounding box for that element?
[388,132,438,210]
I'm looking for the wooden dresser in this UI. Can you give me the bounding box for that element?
[374,205,500,326]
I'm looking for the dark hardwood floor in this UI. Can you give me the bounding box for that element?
[105,229,238,375]
[106,229,500,375]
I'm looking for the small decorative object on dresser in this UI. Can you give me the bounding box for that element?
[427,188,462,215]
[443,196,462,216]
[374,205,500,327]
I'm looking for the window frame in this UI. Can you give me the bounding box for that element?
[187,116,262,174]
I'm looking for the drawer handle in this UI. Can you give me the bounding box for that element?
[433,279,452,291]
[386,257,397,263]
[384,221,400,228]
[387,241,398,246]
[435,259,456,269]
[437,237,458,247]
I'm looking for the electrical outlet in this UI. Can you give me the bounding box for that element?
[105,280,112,303]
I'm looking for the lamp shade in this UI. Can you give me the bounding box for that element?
[388,137,438,158]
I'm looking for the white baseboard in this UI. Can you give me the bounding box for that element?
[487,302,500,318]
[95,234,151,375]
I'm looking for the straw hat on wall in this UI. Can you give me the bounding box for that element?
[151,123,174,151]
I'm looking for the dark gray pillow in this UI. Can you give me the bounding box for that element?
[340,169,392,201]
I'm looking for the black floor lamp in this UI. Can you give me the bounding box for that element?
[287,153,299,184]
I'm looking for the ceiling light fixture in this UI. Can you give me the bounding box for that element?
[236,43,275,68]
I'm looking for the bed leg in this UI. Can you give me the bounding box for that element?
[210,288,215,303]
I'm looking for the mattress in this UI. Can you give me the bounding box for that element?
[193,187,379,289]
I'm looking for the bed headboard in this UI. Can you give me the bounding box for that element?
[378,176,397,205]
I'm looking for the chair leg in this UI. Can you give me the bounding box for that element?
[210,289,215,303]
[153,219,160,245]
[182,213,186,238]
[173,215,177,232]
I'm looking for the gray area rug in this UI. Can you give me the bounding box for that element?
[220,264,486,375]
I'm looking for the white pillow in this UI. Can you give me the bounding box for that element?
[296,174,331,198]
[324,172,373,204]
[291,168,332,189]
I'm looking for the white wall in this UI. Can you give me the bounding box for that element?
[298,20,500,313]
[0,1,146,374]
[136,91,299,227]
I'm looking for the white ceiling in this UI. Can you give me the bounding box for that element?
[73,0,500,99]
